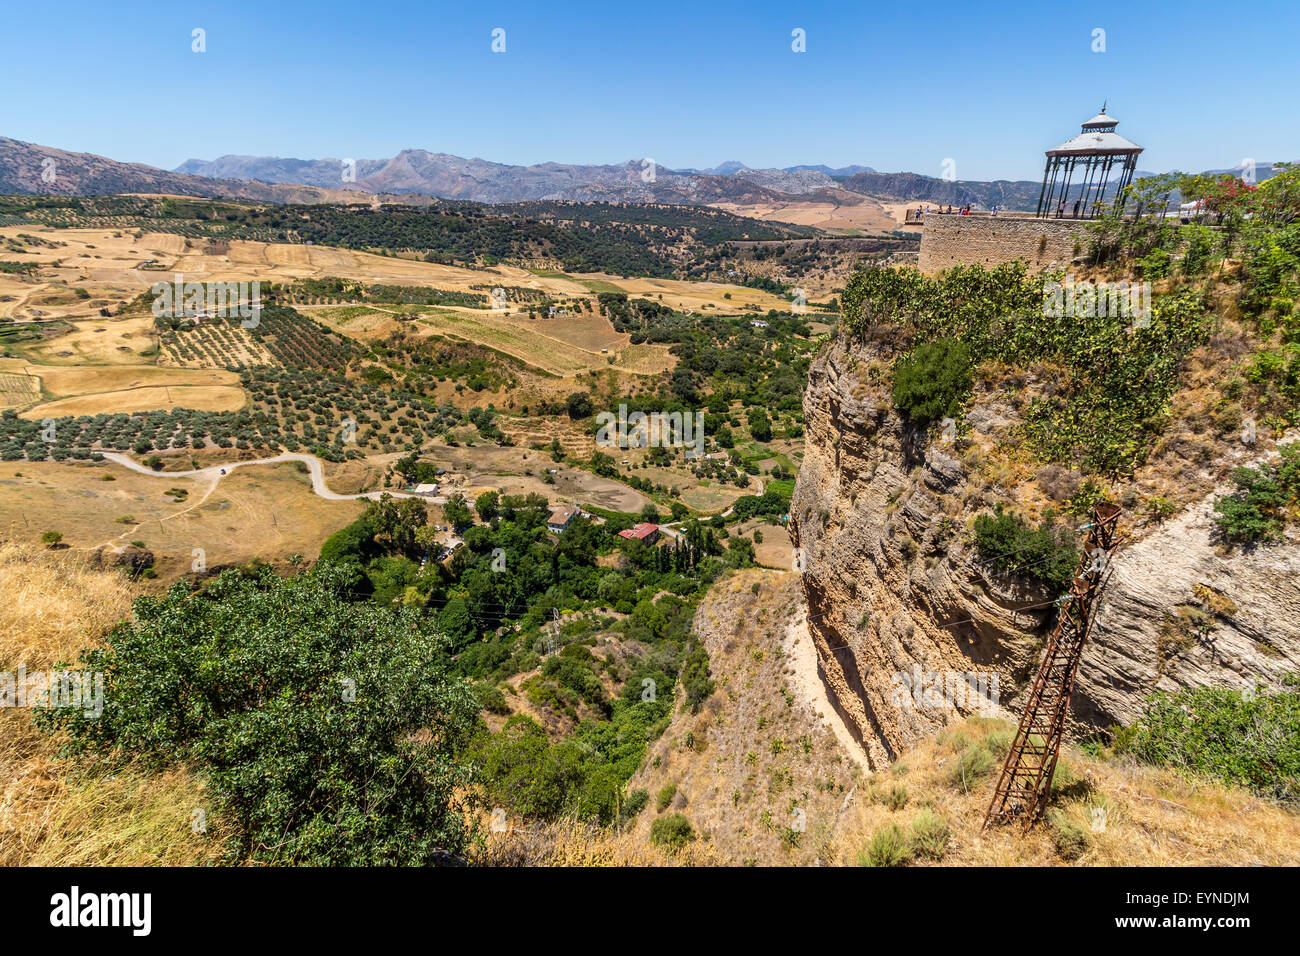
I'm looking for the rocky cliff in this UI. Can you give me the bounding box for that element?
[789,331,1300,770]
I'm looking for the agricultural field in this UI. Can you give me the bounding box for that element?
[24,385,246,419]
[0,370,39,408]
[0,217,808,536]
[18,314,158,366]
[0,459,365,578]
[160,322,276,367]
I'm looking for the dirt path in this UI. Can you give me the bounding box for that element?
[99,451,443,504]
[782,604,871,772]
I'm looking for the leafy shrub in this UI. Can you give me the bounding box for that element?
[973,506,1079,591]
[656,781,678,812]
[476,715,584,820]
[1136,247,1172,279]
[650,813,695,849]
[857,823,912,867]
[909,811,951,860]
[474,682,510,715]
[1212,442,1300,544]
[1115,674,1300,805]
[623,788,649,818]
[36,564,479,865]
[891,337,972,426]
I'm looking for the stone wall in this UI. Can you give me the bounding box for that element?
[918,213,1090,274]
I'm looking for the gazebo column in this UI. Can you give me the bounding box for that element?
[1036,156,1054,217]
[1091,155,1114,216]
[1043,157,1062,217]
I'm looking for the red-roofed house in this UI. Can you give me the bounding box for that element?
[617,522,660,544]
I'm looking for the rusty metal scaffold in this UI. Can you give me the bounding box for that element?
[983,503,1124,831]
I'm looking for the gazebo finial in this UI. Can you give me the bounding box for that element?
[1101,99,1107,114]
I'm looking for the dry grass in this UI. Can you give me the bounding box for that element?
[0,540,135,670]
[22,384,246,418]
[834,715,1300,866]
[0,541,229,865]
[477,818,717,867]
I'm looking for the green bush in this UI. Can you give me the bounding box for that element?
[623,788,649,818]
[656,781,678,812]
[857,823,912,867]
[473,682,510,715]
[1047,810,1090,860]
[1212,442,1300,544]
[891,337,972,426]
[883,782,909,811]
[909,811,951,860]
[973,506,1079,591]
[1136,247,1172,279]
[35,564,479,865]
[650,813,695,849]
[1115,674,1300,805]
[983,728,1014,759]
[948,745,995,793]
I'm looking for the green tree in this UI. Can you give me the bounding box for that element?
[891,337,972,426]
[36,564,479,865]
[565,391,594,419]
[475,490,500,522]
[443,493,474,532]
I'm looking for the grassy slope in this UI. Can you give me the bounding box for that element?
[0,542,232,864]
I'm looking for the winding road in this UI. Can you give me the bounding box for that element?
[100,452,445,503]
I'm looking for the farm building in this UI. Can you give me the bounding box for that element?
[547,504,581,534]
[617,522,660,544]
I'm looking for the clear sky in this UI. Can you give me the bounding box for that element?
[1,0,1296,182]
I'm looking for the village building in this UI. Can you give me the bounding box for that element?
[547,504,581,534]
[617,522,660,544]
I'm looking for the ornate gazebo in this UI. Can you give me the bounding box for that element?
[1035,106,1143,219]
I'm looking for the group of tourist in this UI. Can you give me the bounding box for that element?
[909,204,975,219]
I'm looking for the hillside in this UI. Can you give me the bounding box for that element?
[481,569,1300,865]
[0,137,369,205]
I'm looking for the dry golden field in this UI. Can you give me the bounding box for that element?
[0,460,364,576]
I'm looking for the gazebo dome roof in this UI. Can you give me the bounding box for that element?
[1047,110,1143,156]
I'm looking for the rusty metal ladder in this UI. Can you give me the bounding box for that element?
[983,503,1124,831]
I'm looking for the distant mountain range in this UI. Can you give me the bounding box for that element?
[172,151,870,204]
[0,137,366,204]
[0,136,1285,223]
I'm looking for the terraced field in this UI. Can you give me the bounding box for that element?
[0,371,39,409]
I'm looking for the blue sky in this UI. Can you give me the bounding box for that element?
[1,0,1296,181]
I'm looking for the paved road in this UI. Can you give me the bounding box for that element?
[100,452,445,503]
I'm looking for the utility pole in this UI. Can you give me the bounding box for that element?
[983,503,1124,831]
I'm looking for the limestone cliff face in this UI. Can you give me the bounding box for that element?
[790,331,1300,769]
